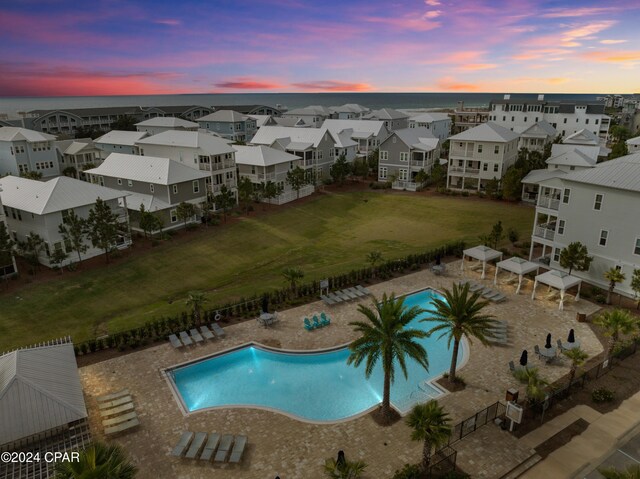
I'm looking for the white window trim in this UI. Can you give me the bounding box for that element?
[557,219,565,235]
[170,209,178,223]
[379,167,388,179]
[593,193,604,211]
[562,188,571,204]
[172,184,178,194]
[193,180,200,193]
[599,229,609,247]
[634,237,640,256]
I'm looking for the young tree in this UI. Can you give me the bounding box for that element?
[631,269,640,310]
[62,166,77,178]
[185,291,208,322]
[406,401,452,472]
[20,170,43,180]
[484,177,500,199]
[176,201,197,229]
[329,154,351,186]
[501,166,525,201]
[49,247,69,274]
[414,169,429,187]
[20,232,44,272]
[86,198,120,263]
[282,267,304,294]
[286,166,308,199]
[513,367,550,403]
[351,158,369,180]
[430,162,446,188]
[367,148,379,175]
[490,220,504,248]
[58,210,88,263]
[138,204,164,239]
[262,181,282,205]
[215,186,236,222]
[237,177,254,213]
[563,347,588,386]
[594,309,638,358]
[324,456,367,479]
[0,223,15,274]
[366,251,383,269]
[604,267,626,305]
[559,242,593,274]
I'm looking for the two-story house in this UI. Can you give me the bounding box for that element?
[516,120,556,153]
[135,117,199,136]
[281,106,331,128]
[378,128,440,190]
[446,122,519,191]
[0,175,131,267]
[407,113,452,141]
[95,130,149,157]
[0,191,17,277]
[55,139,103,179]
[85,153,208,231]
[234,145,312,204]
[0,127,59,177]
[528,153,640,298]
[322,119,390,158]
[328,104,370,120]
[362,108,409,130]
[197,110,258,142]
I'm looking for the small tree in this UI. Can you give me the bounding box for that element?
[594,309,638,358]
[501,166,525,201]
[286,166,308,199]
[330,154,351,186]
[262,180,282,205]
[490,220,503,248]
[86,198,120,263]
[406,401,452,472]
[0,222,15,274]
[563,347,588,386]
[430,162,446,188]
[367,148,379,175]
[282,267,304,294]
[484,177,499,199]
[176,201,197,229]
[21,170,43,180]
[49,247,69,274]
[366,251,383,269]
[215,186,236,222]
[324,456,367,479]
[138,204,164,239]
[62,166,77,178]
[58,210,88,263]
[631,269,640,310]
[185,291,208,322]
[604,267,626,305]
[20,232,44,272]
[237,176,254,213]
[351,158,369,179]
[559,242,592,274]
[513,367,550,403]
[414,169,429,187]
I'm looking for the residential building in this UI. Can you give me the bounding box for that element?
[272,117,313,128]
[488,94,610,143]
[211,105,282,116]
[528,153,640,298]
[135,117,199,135]
[446,122,519,191]
[248,115,277,128]
[562,128,610,158]
[451,101,490,134]
[57,139,103,179]
[0,127,59,177]
[281,105,331,128]
[328,104,370,119]
[250,126,341,180]
[0,175,131,267]
[197,110,258,142]
[516,120,556,153]
[627,136,640,152]
[135,130,238,201]
[234,145,312,204]
[362,108,409,130]
[321,119,390,158]
[85,153,208,231]
[618,103,640,136]
[406,112,452,141]
[378,128,440,190]
[95,130,149,157]
[0,192,17,277]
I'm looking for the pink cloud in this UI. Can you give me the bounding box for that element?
[154,19,181,26]
[291,80,372,92]
[215,78,283,90]
[541,7,620,18]
[600,39,627,44]
[435,77,481,92]
[363,14,441,32]
[424,0,440,5]
[582,50,640,64]
[458,63,498,71]
[562,21,616,42]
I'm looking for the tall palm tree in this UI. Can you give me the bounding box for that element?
[185,291,208,322]
[406,400,452,472]
[347,293,429,420]
[424,283,496,381]
[599,465,640,479]
[55,442,137,479]
[513,367,550,403]
[282,267,304,294]
[563,347,588,386]
[594,309,638,358]
[604,268,626,305]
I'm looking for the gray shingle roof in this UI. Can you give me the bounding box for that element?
[448,122,519,142]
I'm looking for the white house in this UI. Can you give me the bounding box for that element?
[281,105,331,128]
[197,110,258,142]
[362,108,409,130]
[446,122,519,191]
[135,117,199,135]
[0,127,59,177]
[322,119,390,157]
[562,128,610,158]
[406,112,452,141]
[516,120,556,153]
[528,153,640,298]
[56,139,103,179]
[0,175,131,267]
[628,136,640,153]
[328,104,370,119]
[95,130,149,157]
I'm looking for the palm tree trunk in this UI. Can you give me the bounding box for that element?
[382,357,392,418]
[449,339,460,381]
[422,439,432,472]
[607,284,613,305]
[568,365,576,386]
[608,334,617,359]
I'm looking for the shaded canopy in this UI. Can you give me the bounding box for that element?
[531,270,582,310]
[494,257,539,294]
[461,245,503,279]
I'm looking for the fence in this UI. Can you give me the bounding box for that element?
[444,401,507,447]
[1,336,72,357]
[428,445,457,477]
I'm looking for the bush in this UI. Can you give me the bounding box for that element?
[595,294,606,304]
[508,228,519,243]
[461,191,469,197]
[592,387,615,403]
[392,464,421,479]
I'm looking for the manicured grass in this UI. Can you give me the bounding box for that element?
[0,191,534,351]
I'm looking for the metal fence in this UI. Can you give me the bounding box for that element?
[428,445,458,477]
[445,401,507,447]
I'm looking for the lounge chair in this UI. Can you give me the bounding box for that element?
[328,292,343,303]
[104,417,139,436]
[335,291,351,302]
[482,288,500,299]
[189,328,204,343]
[171,432,194,457]
[346,287,365,298]
[185,432,207,459]
[179,331,194,346]
[469,282,484,292]
[320,312,330,326]
[199,325,215,340]
[98,395,132,410]
[100,402,134,417]
[102,411,137,428]
[340,289,358,300]
[214,434,234,462]
[228,435,247,463]
[355,284,371,295]
[169,334,183,349]
[320,294,336,306]
[490,293,507,303]
[509,361,516,372]
[303,318,314,331]
[210,323,225,338]
[97,389,130,403]
[200,433,221,461]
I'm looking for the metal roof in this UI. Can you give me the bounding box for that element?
[449,122,519,142]
[562,153,640,193]
[322,119,388,138]
[198,110,249,122]
[136,130,236,155]
[521,168,566,185]
[517,120,556,137]
[63,140,96,156]
[363,108,409,120]
[0,343,87,446]
[251,126,337,148]
[135,117,198,128]
[120,192,172,212]
[546,148,597,167]
[388,128,439,151]
[407,112,451,123]
[0,127,56,143]
[95,130,149,146]
[234,145,301,167]
[562,129,599,146]
[328,103,370,114]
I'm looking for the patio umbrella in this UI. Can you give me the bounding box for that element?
[337,450,346,468]
[435,254,442,266]
[568,329,575,344]
[519,350,528,367]
[262,295,269,314]
[545,333,552,349]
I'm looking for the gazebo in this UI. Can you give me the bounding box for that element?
[461,245,503,279]
[531,270,582,310]
[494,257,539,294]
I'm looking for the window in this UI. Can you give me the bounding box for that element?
[524,116,527,122]
[379,167,387,179]
[595,119,599,125]
[392,137,397,143]
[61,209,73,224]
[562,188,570,204]
[635,238,640,256]
[149,184,154,193]
[557,219,565,235]
[379,151,388,160]
[477,144,483,153]
[494,145,500,154]
[170,209,178,223]
[400,152,409,162]
[193,180,200,193]
[585,119,589,125]
[599,230,608,247]
[127,180,133,187]
[399,169,408,180]
[563,118,567,124]
[594,193,603,210]
[117,178,122,185]
[553,248,560,262]
[172,184,178,194]
[483,163,488,171]
[64,238,72,253]
[99,176,104,186]
[493,164,499,172]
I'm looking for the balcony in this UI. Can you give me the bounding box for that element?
[449,166,479,175]
[392,180,418,191]
[537,195,560,210]
[533,225,555,241]
[449,148,475,158]
[242,172,277,183]
[199,159,235,172]
[208,180,237,194]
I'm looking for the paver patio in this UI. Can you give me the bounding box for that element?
[79,260,602,479]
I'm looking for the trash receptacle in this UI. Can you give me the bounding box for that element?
[506,388,519,403]
[577,312,587,322]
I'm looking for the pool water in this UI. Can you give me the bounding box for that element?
[169,288,465,422]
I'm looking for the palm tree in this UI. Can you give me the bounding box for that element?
[604,267,626,305]
[513,367,550,403]
[55,442,137,479]
[424,283,496,381]
[599,465,640,479]
[347,293,429,420]
[323,457,367,479]
[563,347,588,386]
[366,250,383,269]
[282,267,304,294]
[594,309,638,358]
[406,401,452,472]
[185,291,208,322]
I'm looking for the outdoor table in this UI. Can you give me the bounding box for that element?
[259,312,274,327]
[539,346,557,362]
[432,265,444,276]
[562,341,581,351]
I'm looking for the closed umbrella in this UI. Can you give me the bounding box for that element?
[519,350,528,367]
[568,329,575,344]
[545,333,552,349]
[262,295,269,314]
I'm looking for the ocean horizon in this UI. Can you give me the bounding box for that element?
[0,92,605,116]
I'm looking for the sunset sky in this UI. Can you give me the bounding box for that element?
[1,0,639,96]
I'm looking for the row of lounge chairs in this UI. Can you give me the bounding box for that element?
[321,285,371,306]
[304,312,331,331]
[487,319,509,345]
[97,389,140,435]
[169,323,225,349]
[459,280,507,303]
[172,431,247,463]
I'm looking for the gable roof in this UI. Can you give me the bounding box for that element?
[135,117,198,128]
[521,168,567,185]
[363,108,409,120]
[329,104,370,114]
[85,153,209,185]
[95,130,149,147]
[388,128,439,151]
[407,112,451,123]
[197,110,249,122]
[64,140,97,155]
[234,145,301,167]
[448,122,519,142]
[550,143,599,163]
[247,115,274,127]
[251,126,337,149]
[518,120,556,137]
[136,130,236,155]
[0,127,56,143]
[273,117,310,127]
[284,105,331,116]
[561,153,640,193]
[0,343,87,445]
[322,119,388,138]
[0,175,126,215]
[562,128,599,146]
[546,148,597,167]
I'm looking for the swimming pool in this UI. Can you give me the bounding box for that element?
[168,288,467,422]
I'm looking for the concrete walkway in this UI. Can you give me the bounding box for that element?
[519,391,640,478]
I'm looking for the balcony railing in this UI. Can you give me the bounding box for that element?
[533,226,555,241]
[242,172,277,183]
[449,166,479,175]
[392,180,418,191]
[537,195,560,210]
[208,181,237,194]
[449,149,475,158]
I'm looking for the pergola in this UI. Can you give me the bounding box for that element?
[494,257,539,294]
[531,270,582,310]
[461,245,503,279]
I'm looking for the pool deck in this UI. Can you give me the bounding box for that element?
[79,260,602,478]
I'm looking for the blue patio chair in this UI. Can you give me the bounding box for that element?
[303,317,314,331]
[312,315,322,328]
[320,312,330,326]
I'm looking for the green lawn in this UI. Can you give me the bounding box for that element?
[0,191,534,351]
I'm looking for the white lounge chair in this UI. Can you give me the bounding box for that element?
[104,417,139,435]
[189,328,204,343]
[211,323,225,338]
[179,331,193,346]
[102,411,137,427]
[96,389,130,403]
[321,294,336,306]
[356,284,371,295]
[100,402,134,417]
[98,395,132,410]
[200,433,221,461]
